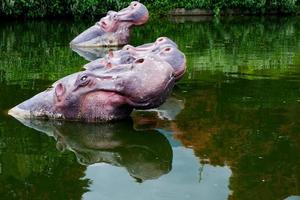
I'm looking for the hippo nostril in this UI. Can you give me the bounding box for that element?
[165,47,171,52]
[101,21,107,26]
[158,38,164,42]
[133,3,137,6]
[135,58,144,64]
[107,62,113,68]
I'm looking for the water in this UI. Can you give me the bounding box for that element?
[1,16,300,200]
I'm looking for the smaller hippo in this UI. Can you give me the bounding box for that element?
[83,37,186,80]
[70,1,149,47]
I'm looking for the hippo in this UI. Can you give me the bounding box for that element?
[12,118,173,181]
[70,1,149,47]
[9,72,133,122]
[75,56,175,109]
[8,56,175,122]
[83,37,186,80]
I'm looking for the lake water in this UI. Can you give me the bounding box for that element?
[1,16,300,200]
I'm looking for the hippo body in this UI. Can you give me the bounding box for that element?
[70,2,149,47]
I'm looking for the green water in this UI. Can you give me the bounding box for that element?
[1,16,300,200]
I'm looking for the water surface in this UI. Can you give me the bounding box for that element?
[0,17,300,200]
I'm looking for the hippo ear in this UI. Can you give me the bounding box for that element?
[108,50,114,58]
[55,83,65,102]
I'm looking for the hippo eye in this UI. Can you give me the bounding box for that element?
[125,56,134,63]
[133,3,137,6]
[81,76,87,81]
[77,75,90,87]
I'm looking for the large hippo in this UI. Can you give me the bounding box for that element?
[8,56,175,122]
[70,1,149,47]
[84,37,186,80]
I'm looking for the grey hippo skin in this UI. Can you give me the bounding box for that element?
[13,119,172,181]
[84,37,186,80]
[70,1,149,47]
[8,56,176,122]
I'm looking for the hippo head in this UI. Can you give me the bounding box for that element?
[116,1,149,25]
[84,37,186,80]
[70,1,149,47]
[76,56,176,109]
[121,37,178,55]
[8,73,133,122]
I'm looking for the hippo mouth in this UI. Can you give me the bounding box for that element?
[118,75,175,109]
[8,89,63,120]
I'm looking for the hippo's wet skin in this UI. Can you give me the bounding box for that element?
[84,37,186,80]
[70,1,149,47]
[8,73,133,122]
[8,55,176,122]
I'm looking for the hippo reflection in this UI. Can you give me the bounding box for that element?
[83,37,186,80]
[70,1,148,47]
[8,56,176,122]
[14,119,173,181]
[71,46,119,61]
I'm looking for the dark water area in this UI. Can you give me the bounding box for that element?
[1,16,300,200]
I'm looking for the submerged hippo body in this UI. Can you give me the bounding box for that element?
[84,37,186,80]
[70,1,149,47]
[8,56,175,122]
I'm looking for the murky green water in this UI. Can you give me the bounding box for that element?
[1,16,300,200]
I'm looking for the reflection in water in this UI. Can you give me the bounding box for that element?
[174,82,300,200]
[71,46,120,61]
[15,118,173,182]
[132,94,185,131]
[1,16,300,199]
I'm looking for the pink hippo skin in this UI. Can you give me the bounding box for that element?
[70,1,149,47]
[8,56,175,122]
[84,37,186,80]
